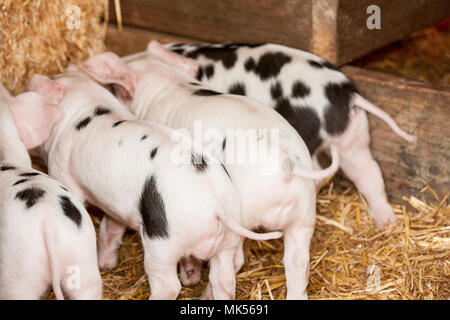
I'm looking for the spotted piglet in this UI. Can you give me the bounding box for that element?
[0,84,102,300]
[79,44,343,299]
[168,42,416,229]
[22,71,282,300]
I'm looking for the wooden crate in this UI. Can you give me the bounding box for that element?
[108,0,450,64]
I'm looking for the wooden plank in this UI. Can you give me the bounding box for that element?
[342,66,450,203]
[337,0,450,65]
[105,25,195,56]
[108,0,313,51]
[108,0,450,64]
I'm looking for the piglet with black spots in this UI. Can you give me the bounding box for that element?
[0,84,102,300]
[79,42,344,299]
[167,42,416,229]
[21,69,281,300]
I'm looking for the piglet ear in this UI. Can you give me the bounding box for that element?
[9,92,62,149]
[79,52,136,100]
[27,74,66,106]
[147,40,198,77]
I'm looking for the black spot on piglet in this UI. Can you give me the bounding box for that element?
[76,116,92,130]
[308,59,340,71]
[323,81,358,135]
[1,165,16,171]
[308,60,323,69]
[15,187,46,209]
[270,82,283,100]
[19,172,40,177]
[244,57,256,71]
[291,81,311,98]
[275,98,323,154]
[13,179,29,186]
[93,107,111,117]
[252,52,292,80]
[193,89,222,96]
[191,154,208,173]
[228,83,246,96]
[150,147,158,160]
[186,47,238,69]
[196,66,204,81]
[112,120,126,128]
[59,196,82,227]
[140,175,168,239]
[205,65,215,79]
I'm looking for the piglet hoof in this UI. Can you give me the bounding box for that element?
[180,268,202,287]
[200,285,214,300]
[98,251,119,270]
[286,292,308,300]
[179,256,202,286]
[373,206,397,230]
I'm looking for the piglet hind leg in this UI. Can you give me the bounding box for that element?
[144,241,181,300]
[201,234,242,300]
[335,110,396,228]
[98,216,127,270]
[283,224,315,300]
[207,248,237,300]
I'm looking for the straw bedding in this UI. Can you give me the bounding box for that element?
[0,0,107,95]
[85,180,447,300]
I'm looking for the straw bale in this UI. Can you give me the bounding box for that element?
[0,0,107,94]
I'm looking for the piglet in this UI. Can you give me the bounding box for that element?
[0,84,102,300]
[166,42,416,229]
[79,44,342,299]
[22,70,281,300]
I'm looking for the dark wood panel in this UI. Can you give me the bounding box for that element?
[109,0,450,64]
[342,66,450,203]
[105,25,195,57]
[108,0,313,51]
[338,0,450,64]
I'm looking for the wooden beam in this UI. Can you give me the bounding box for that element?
[108,0,450,64]
[105,25,195,56]
[108,0,313,51]
[342,66,450,203]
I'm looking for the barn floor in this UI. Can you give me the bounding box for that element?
[89,183,448,300]
[45,23,449,300]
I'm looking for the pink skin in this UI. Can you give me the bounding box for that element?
[147,40,198,77]
[8,91,62,150]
